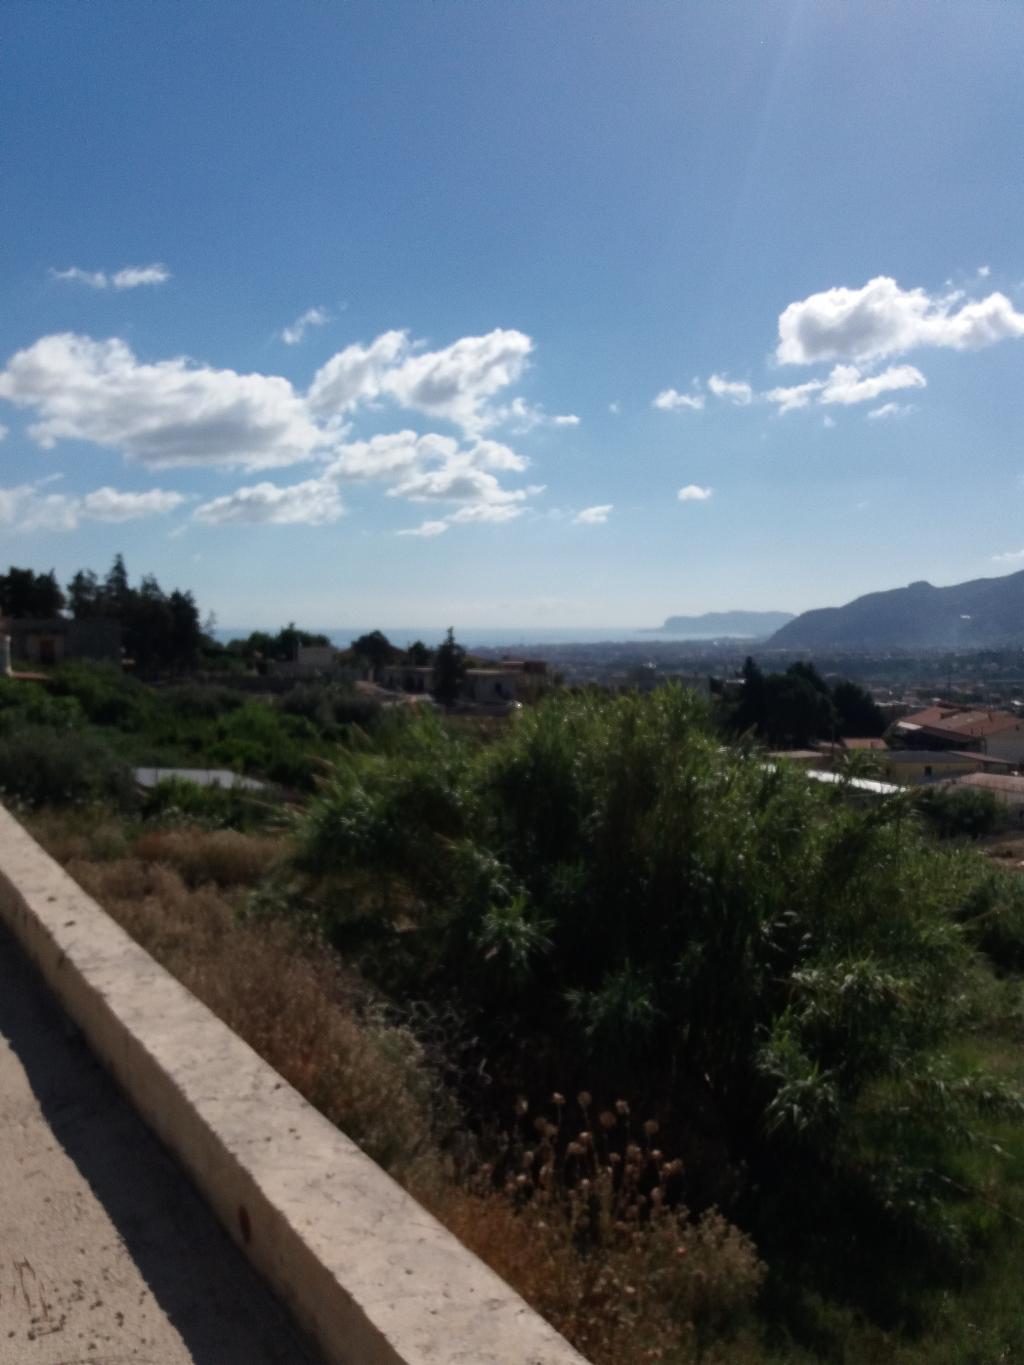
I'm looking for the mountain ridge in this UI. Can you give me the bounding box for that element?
[770,569,1024,649]
[647,610,795,637]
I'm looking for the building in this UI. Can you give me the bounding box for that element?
[269,645,341,679]
[6,618,122,667]
[878,749,1013,785]
[380,657,550,705]
[892,705,1024,765]
[380,664,434,695]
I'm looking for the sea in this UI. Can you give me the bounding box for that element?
[215,625,750,650]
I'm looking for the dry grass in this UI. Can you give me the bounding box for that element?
[63,854,444,1178]
[31,811,765,1365]
[418,1181,763,1363]
[132,827,282,888]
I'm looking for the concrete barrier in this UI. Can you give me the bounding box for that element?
[0,804,585,1365]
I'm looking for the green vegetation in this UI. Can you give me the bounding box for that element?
[281,686,1024,1359]
[727,656,886,744]
[0,661,382,803]
[11,663,1024,1361]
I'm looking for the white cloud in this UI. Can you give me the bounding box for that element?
[553,413,580,426]
[867,401,915,421]
[0,480,184,532]
[0,424,7,441]
[50,264,170,290]
[111,264,170,289]
[573,504,612,524]
[764,379,825,413]
[386,462,531,505]
[326,430,457,482]
[447,502,526,523]
[978,265,991,278]
[707,374,753,405]
[653,388,704,412]
[397,519,449,537]
[281,306,330,346]
[308,327,532,434]
[992,548,1024,565]
[80,486,186,521]
[608,401,621,415]
[822,415,836,429]
[193,477,343,525]
[0,333,329,469]
[819,362,926,406]
[678,484,713,502]
[0,325,551,532]
[766,363,925,414]
[776,275,1024,365]
[463,438,530,471]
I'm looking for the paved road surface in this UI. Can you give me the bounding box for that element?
[0,924,319,1364]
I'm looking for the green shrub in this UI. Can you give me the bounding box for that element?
[914,785,1006,840]
[140,776,279,830]
[290,687,1024,1300]
[49,662,147,728]
[0,678,84,733]
[0,725,133,808]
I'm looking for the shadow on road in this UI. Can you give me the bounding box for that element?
[0,921,319,1363]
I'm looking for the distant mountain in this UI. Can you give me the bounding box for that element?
[770,570,1024,649]
[648,611,795,637]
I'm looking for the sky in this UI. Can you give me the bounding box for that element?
[3,0,1024,632]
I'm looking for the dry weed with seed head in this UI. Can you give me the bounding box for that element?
[422,1091,765,1362]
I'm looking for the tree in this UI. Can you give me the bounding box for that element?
[0,567,65,618]
[406,640,432,665]
[67,569,100,619]
[352,630,396,678]
[103,554,131,615]
[432,627,466,706]
[831,679,886,737]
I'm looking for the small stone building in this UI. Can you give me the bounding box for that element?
[7,618,122,667]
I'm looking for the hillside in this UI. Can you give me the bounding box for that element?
[770,570,1024,649]
[649,610,794,637]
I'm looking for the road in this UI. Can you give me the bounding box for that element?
[0,923,319,1364]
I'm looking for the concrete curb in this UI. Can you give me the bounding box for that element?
[0,805,586,1365]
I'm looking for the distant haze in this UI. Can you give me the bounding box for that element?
[647,611,795,638]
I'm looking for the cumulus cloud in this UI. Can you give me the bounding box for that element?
[553,413,580,426]
[80,487,186,521]
[50,263,170,290]
[326,430,457,482]
[707,374,753,405]
[386,462,532,506]
[0,324,550,532]
[992,548,1024,565]
[678,484,713,502]
[765,363,924,414]
[653,388,704,412]
[763,380,825,413]
[193,478,343,525]
[819,362,926,406]
[447,501,526,523]
[0,333,329,469]
[281,306,330,345]
[776,275,1024,365]
[0,480,184,532]
[397,520,450,537]
[867,401,915,421]
[308,327,532,434]
[574,504,612,524]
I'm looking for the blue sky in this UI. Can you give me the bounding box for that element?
[3,0,1024,631]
